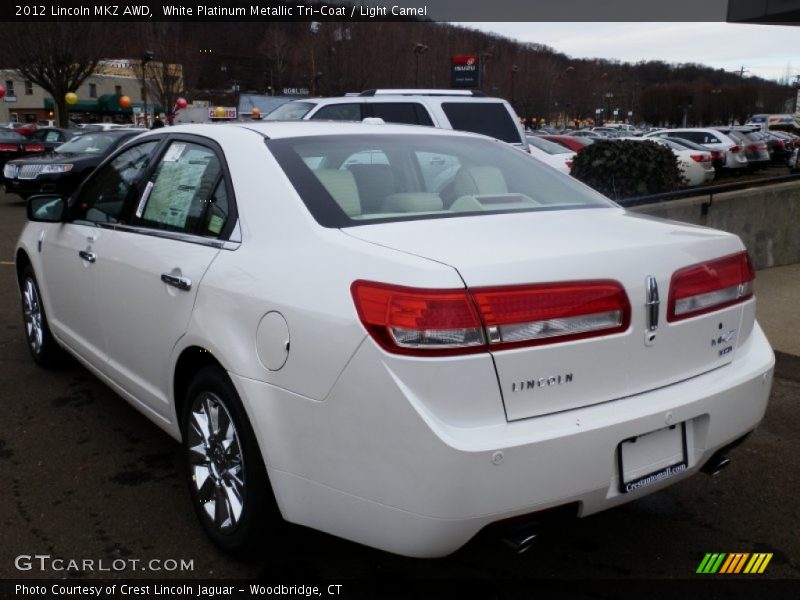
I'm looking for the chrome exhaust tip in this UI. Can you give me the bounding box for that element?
[502,529,538,554]
[702,454,731,477]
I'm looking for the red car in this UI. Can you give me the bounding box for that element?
[2,122,38,137]
[541,134,594,153]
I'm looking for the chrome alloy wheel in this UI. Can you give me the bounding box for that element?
[187,392,246,532]
[22,277,44,355]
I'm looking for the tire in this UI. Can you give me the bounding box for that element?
[182,365,280,556]
[20,265,64,368]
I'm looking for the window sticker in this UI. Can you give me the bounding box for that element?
[207,214,224,234]
[163,143,186,162]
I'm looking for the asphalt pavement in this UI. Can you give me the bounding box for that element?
[0,189,798,584]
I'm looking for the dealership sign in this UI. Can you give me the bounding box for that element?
[451,54,480,87]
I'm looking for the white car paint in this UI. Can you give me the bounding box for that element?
[623,137,715,187]
[526,143,576,174]
[644,128,748,171]
[16,122,774,558]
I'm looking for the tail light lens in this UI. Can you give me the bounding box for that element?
[729,145,742,153]
[711,150,723,160]
[565,160,574,169]
[352,280,630,356]
[24,143,45,152]
[668,252,754,322]
[690,154,710,163]
[0,144,18,152]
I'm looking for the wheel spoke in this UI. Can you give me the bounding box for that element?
[188,443,207,465]
[191,410,211,446]
[196,468,216,503]
[214,483,231,529]
[223,482,243,526]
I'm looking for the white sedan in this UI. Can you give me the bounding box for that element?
[16,122,774,558]
[623,137,716,187]
[526,135,576,174]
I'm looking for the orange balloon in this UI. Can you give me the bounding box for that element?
[251,107,261,118]
[119,95,132,109]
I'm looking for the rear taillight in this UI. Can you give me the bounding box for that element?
[0,144,18,152]
[775,140,785,149]
[729,145,742,153]
[24,143,44,152]
[668,252,754,322]
[690,154,710,163]
[711,150,723,160]
[352,279,630,356]
[566,160,574,169]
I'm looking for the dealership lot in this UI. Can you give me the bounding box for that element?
[0,189,798,580]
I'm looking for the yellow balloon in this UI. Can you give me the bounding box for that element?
[214,106,225,118]
[65,92,78,105]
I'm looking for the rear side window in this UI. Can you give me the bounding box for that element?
[310,103,363,121]
[369,103,433,126]
[265,101,315,121]
[441,102,522,144]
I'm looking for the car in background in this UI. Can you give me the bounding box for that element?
[16,121,773,558]
[761,131,794,164]
[644,128,748,173]
[0,130,53,166]
[540,134,594,153]
[526,135,576,174]
[625,137,715,187]
[23,127,79,153]
[3,129,141,199]
[663,137,726,171]
[714,127,770,171]
[79,123,135,132]
[266,89,528,152]
[567,129,606,139]
[0,122,38,136]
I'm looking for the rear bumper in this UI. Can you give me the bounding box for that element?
[232,323,773,557]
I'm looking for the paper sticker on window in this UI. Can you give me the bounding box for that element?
[208,215,224,234]
[163,143,186,162]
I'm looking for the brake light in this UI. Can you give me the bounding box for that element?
[566,160,574,169]
[711,150,723,160]
[352,279,631,355]
[24,143,45,152]
[729,145,742,153]
[690,154,710,163]
[668,252,754,322]
[775,140,785,149]
[0,144,18,152]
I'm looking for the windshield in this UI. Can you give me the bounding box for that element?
[266,102,316,121]
[267,134,613,228]
[56,134,118,154]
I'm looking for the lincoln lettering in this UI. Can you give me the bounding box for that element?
[510,373,573,392]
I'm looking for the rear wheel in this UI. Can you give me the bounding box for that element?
[20,265,63,367]
[182,366,279,556]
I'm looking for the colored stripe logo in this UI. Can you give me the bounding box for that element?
[696,552,773,574]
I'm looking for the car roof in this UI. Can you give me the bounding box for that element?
[144,121,492,141]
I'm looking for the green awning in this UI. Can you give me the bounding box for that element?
[44,96,163,114]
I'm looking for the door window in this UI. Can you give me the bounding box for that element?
[369,103,434,126]
[310,103,363,121]
[134,141,230,237]
[71,141,159,224]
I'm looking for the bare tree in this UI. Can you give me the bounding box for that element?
[136,23,192,122]
[3,23,110,126]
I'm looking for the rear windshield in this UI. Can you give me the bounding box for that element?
[55,134,118,154]
[441,102,523,144]
[267,134,612,228]
[265,102,316,121]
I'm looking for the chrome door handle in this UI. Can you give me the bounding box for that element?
[78,250,96,263]
[161,273,192,291]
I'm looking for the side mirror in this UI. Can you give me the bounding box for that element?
[27,195,67,223]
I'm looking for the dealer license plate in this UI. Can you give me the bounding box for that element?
[618,422,688,494]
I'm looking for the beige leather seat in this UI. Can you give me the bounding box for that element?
[313,169,361,217]
[452,166,509,198]
[381,193,443,213]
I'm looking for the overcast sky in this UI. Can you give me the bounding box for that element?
[460,22,800,83]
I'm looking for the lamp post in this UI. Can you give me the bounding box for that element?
[413,43,428,88]
[141,50,155,127]
[510,64,519,107]
[548,65,574,126]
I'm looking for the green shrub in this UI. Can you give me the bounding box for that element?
[570,139,686,199]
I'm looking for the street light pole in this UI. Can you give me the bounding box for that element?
[141,50,155,127]
[413,43,428,88]
[511,64,519,108]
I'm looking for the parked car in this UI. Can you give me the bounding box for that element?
[266,89,528,152]
[714,127,770,171]
[16,122,774,558]
[540,134,595,153]
[566,129,606,139]
[79,122,135,132]
[526,135,576,174]
[0,130,51,166]
[23,127,79,153]
[644,128,748,173]
[0,122,38,136]
[622,137,715,187]
[3,129,141,199]
[761,131,794,164]
[663,137,726,171]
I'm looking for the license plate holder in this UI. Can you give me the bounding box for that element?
[618,422,688,494]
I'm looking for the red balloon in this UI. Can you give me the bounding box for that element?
[175,97,188,109]
[0,85,6,99]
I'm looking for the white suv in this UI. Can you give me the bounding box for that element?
[644,128,748,172]
[266,89,528,151]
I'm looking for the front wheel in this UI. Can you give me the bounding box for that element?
[20,265,64,367]
[182,366,280,556]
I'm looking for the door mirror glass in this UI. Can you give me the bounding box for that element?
[27,195,66,222]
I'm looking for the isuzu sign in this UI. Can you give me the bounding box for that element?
[451,54,480,87]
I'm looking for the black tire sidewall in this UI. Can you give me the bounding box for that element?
[21,265,61,367]
[181,365,275,555]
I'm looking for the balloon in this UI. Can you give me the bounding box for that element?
[0,85,6,99]
[214,106,225,118]
[119,95,132,109]
[65,92,78,105]
[251,107,261,118]
[176,97,188,109]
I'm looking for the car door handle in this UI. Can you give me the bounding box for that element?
[78,250,96,263]
[161,273,192,291]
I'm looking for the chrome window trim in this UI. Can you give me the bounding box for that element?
[110,221,241,250]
